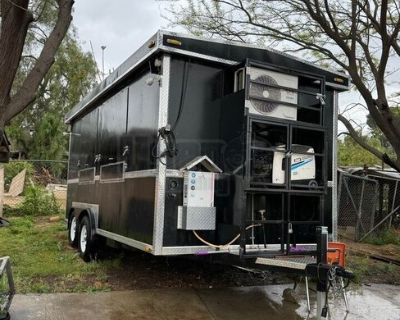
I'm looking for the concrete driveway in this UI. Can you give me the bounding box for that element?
[9,284,400,320]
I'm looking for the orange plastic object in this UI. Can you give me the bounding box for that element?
[327,242,346,267]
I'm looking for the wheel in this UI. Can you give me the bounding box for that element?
[0,312,10,320]
[0,217,9,228]
[78,215,94,262]
[68,214,79,247]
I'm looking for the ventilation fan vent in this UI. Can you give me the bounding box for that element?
[249,75,282,114]
[245,67,298,120]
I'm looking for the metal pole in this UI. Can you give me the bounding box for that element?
[305,276,311,313]
[388,181,398,228]
[356,180,366,240]
[340,277,349,313]
[332,91,339,242]
[101,45,106,80]
[359,205,400,241]
[316,226,328,320]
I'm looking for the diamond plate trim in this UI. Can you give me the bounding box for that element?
[256,256,316,270]
[153,54,170,255]
[96,229,153,253]
[178,206,216,230]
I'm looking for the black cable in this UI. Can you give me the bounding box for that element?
[171,60,190,131]
[152,60,190,163]
[152,126,178,164]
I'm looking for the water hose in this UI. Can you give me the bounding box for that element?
[192,224,261,249]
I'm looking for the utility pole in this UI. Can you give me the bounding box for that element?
[101,45,106,80]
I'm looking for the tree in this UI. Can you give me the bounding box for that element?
[338,135,382,168]
[166,0,400,171]
[0,0,74,129]
[7,33,97,160]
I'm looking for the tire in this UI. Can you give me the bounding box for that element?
[0,312,10,320]
[78,215,94,262]
[68,214,79,247]
[0,217,10,228]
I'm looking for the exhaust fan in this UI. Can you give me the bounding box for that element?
[241,67,299,120]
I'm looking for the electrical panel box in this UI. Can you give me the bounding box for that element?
[178,171,216,230]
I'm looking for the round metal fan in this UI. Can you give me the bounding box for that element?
[249,75,281,114]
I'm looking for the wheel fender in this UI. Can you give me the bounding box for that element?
[84,209,98,239]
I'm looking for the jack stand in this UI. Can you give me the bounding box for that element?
[293,276,311,314]
[0,257,15,320]
[305,276,311,313]
[340,277,349,313]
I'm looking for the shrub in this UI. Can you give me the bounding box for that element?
[363,228,400,245]
[4,161,34,191]
[18,184,60,216]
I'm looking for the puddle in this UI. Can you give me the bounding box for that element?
[233,283,400,320]
[9,283,400,320]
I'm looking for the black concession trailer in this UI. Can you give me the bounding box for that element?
[65,30,350,264]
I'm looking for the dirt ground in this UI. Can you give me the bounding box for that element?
[85,247,293,291]
[85,240,400,291]
[343,239,400,285]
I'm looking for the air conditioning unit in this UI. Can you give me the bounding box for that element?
[272,145,316,184]
[237,67,298,120]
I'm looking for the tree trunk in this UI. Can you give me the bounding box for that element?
[0,0,33,119]
[1,0,74,125]
[0,164,4,218]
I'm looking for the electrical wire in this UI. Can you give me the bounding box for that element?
[192,224,261,249]
[152,60,189,163]
[151,127,177,165]
[171,60,190,131]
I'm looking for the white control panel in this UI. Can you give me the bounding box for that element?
[183,171,215,207]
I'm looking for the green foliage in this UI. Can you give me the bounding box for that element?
[338,135,383,167]
[363,228,400,246]
[347,253,400,285]
[8,11,98,161]
[28,113,65,161]
[18,185,60,216]
[3,161,34,189]
[366,107,400,160]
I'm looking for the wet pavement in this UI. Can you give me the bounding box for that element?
[9,283,400,320]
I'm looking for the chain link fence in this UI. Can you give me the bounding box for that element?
[2,160,68,212]
[337,172,379,241]
[338,171,400,241]
[368,174,400,230]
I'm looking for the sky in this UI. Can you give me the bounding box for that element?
[73,0,171,76]
[71,0,386,133]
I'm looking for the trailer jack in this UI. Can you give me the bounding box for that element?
[0,257,15,320]
[256,227,354,319]
[310,227,354,319]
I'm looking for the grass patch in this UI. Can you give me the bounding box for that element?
[0,215,113,293]
[363,228,400,246]
[346,253,400,285]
